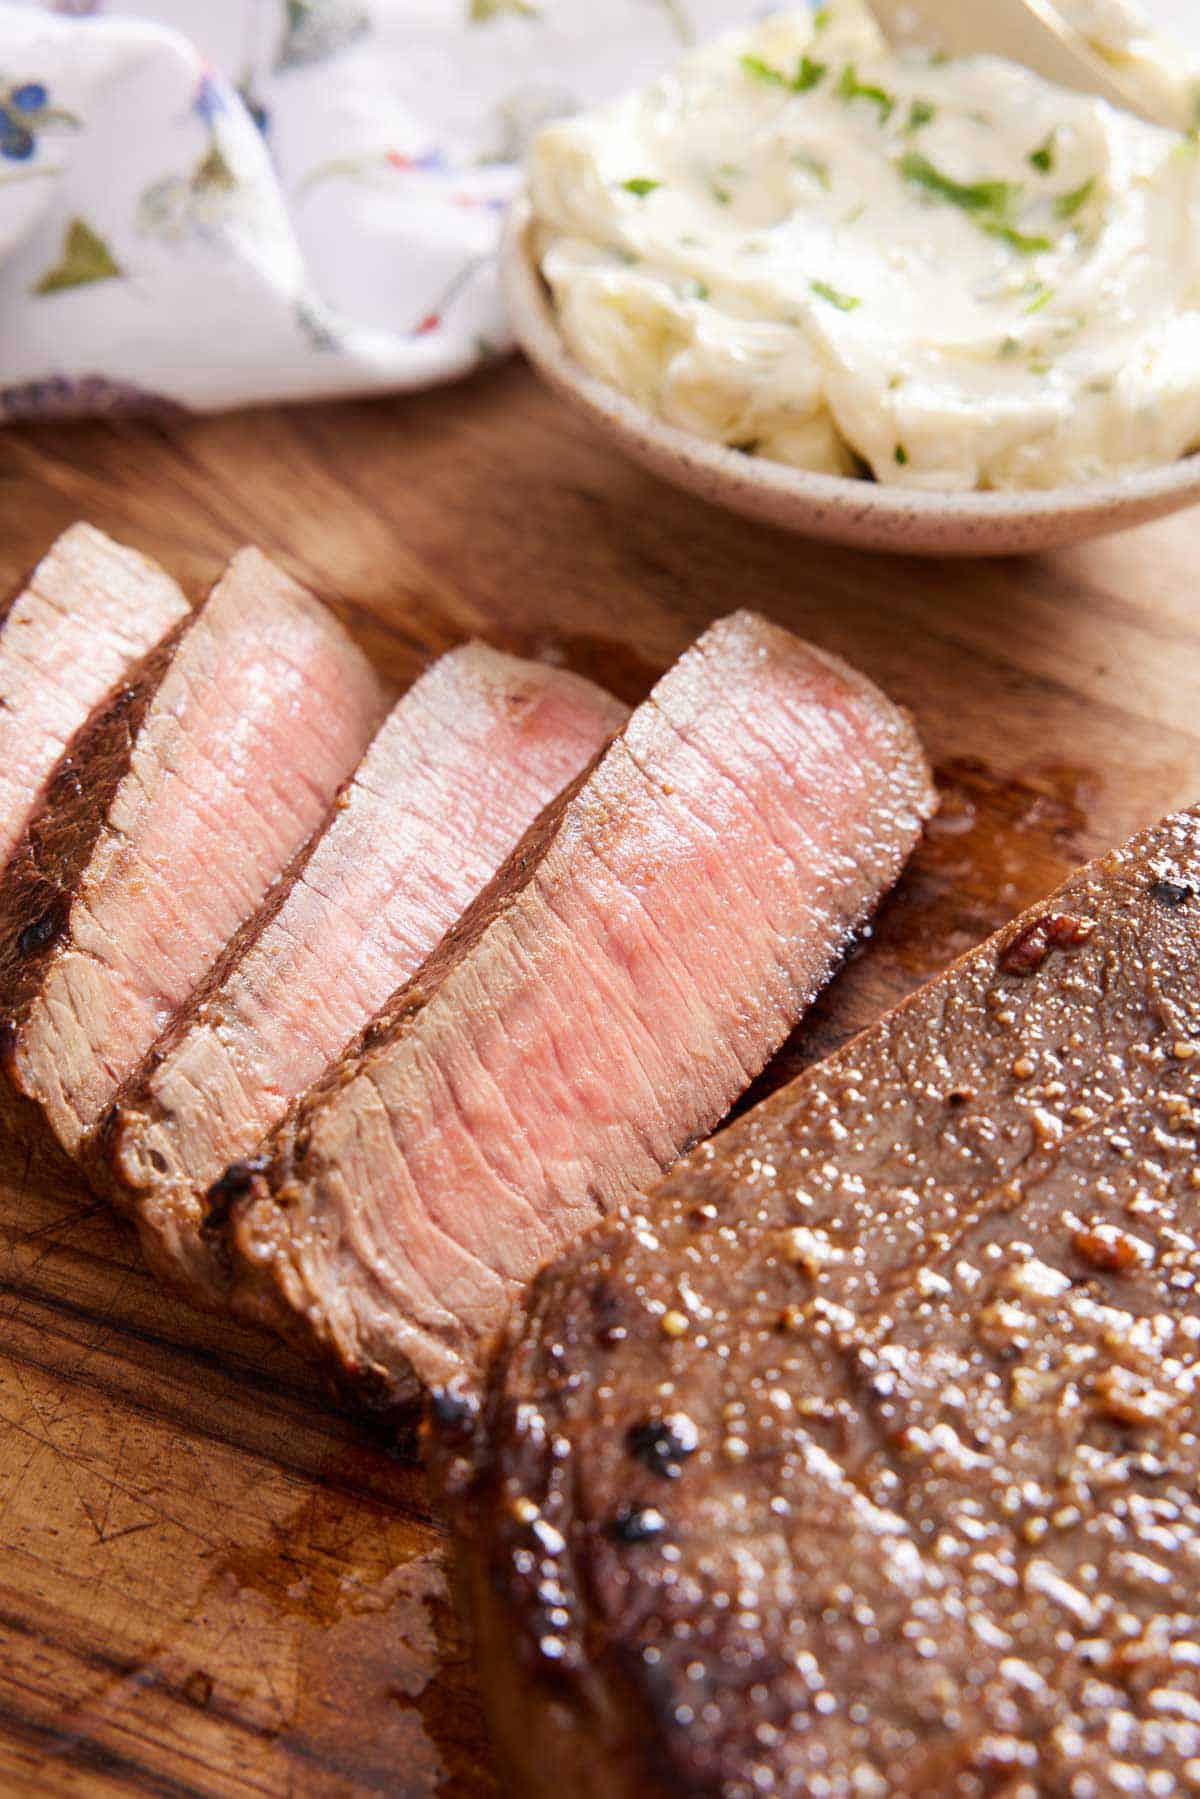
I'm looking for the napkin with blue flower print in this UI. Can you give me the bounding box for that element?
[0,0,762,421]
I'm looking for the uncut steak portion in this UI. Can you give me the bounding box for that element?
[105,645,626,1303]
[4,547,387,1157]
[226,610,934,1405]
[450,809,1200,1799]
[0,524,189,872]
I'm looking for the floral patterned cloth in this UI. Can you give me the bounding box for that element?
[2,0,1191,421]
[0,0,766,418]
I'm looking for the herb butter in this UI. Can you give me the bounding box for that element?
[1059,0,1200,130]
[528,0,1200,491]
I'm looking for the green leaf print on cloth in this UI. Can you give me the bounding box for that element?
[193,138,237,193]
[276,1,370,71]
[0,0,763,413]
[32,217,122,295]
[137,132,255,247]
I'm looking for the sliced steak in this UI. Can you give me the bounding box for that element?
[225,611,934,1405]
[3,547,388,1158]
[449,810,1200,1799]
[104,645,626,1303]
[0,524,189,873]
[0,631,193,1041]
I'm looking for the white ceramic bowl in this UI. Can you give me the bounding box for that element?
[503,196,1200,558]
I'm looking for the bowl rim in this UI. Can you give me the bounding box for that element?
[503,194,1200,554]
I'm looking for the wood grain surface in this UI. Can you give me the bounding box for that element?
[1,358,1199,1796]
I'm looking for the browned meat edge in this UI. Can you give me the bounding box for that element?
[198,755,604,1373]
[0,560,34,632]
[0,617,193,1136]
[447,1529,678,1799]
[85,729,392,1215]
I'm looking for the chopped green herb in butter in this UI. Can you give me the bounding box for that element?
[793,149,832,188]
[899,151,1018,217]
[529,0,1200,492]
[837,62,894,122]
[811,278,861,311]
[1029,131,1056,173]
[982,221,1054,254]
[741,50,827,91]
[1055,177,1096,220]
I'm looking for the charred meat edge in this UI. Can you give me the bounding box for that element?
[0,617,193,1128]
[84,743,379,1219]
[199,752,606,1365]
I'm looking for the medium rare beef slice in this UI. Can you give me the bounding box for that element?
[4,547,388,1157]
[107,645,627,1302]
[0,524,189,872]
[0,635,191,1041]
[455,808,1200,1799]
[227,610,935,1403]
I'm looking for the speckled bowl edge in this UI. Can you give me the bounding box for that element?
[503,196,1200,559]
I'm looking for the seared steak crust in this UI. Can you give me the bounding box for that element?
[448,809,1200,1798]
[0,525,190,873]
[4,547,388,1157]
[0,622,190,1127]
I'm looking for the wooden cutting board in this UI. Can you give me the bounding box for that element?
[1,359,1200,1797]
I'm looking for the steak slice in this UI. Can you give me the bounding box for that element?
[0,524,189,873]
[104,645,626,1303]
[449,809,1200,1799]
[225,611,934,1406]
[3,547,388,1158]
